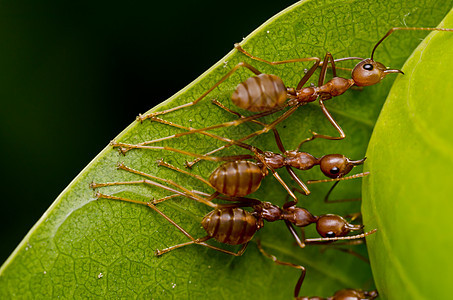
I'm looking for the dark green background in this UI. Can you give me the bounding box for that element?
[0,1,296,264]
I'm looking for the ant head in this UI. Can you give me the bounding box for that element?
[331,289,379,300]
[316,214,363,238]
[351,59,403,86]
[319,155,366,179]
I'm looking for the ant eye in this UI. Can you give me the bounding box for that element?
[330,167,340,175]
[325,231,336,238]
[363,63,374,70]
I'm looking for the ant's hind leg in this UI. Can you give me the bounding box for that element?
[234,43,321,67]
[185,99,290,167]
[256,240,306,298]
[137,62,264,121]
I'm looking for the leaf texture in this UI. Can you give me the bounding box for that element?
[1,1,452,299]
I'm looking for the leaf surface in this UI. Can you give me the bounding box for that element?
[362,8,453,300]
[1,1,452,299]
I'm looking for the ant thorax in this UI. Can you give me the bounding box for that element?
[252,202,281,222]
[262,151,285,169]
[281,206,317,227]
[295,86,318,102]
[318,77,355,97]
[283,150,318,170]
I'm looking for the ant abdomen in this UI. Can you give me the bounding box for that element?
[202,207,261,245]
[316,214,363,238]
[209,160,266,197]
[231,73,287,112]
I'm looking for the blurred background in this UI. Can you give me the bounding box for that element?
[0,0,296,263]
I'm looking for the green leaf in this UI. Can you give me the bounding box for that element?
[1,1,452,299]
[362,8,453,300]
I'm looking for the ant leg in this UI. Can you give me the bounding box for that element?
[155,236,212,256]
[256,240,306,298]
[235,43,324,91]
[284,221,307,248]
[92,163,219,208]
[118,105,297,168]
[318,52,337,86]
[114,116,262,155]
[290,171,370,203]
[322,182,361,203]
[235,43,320,66]
[158,238,249,256]
[251,149,298,203]
[157,237,249,257]
[320,243,370,264]
[113,140,255,161]
[295,132,318,151]
[151,193,182,204]
[137,61,263,121]
[123,105,298,168]
[186,99,288,167]
[128,106,286,148]
[235,43,362,71]
[93,192,206,241]
[296,58,321,90]
[184,100,274,167]
[307,52,347,140]
[116,127,303,204]
[94,191,249,256]
[210,99,287,152]
[327,56,365,73]
[152,189,260,207]
[148,200,249,256]
[190,190,262,205]
[157,159,213,186]
[93,192,215,249]
[224,104,301,146]
[311,98,345,140]
[285,166,310,197]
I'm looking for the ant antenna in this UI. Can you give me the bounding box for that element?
[307,172,370,184]
[371,27,453,60]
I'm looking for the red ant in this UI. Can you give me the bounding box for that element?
[132,27,452,148]
[112,117,367,202]
[90,162,376,257]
